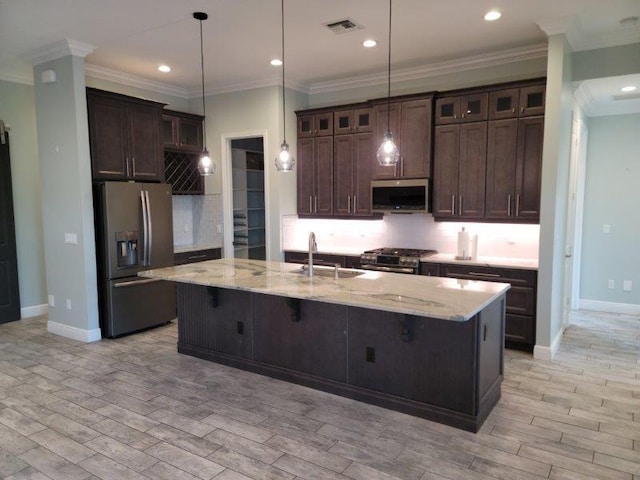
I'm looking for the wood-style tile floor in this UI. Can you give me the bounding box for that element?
[0,310,638,480]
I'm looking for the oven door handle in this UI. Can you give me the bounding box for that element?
[360,264,416,274]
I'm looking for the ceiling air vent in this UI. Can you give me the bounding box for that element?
[324,18,363,34]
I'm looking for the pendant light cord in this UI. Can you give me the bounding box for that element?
[281,0,286,144]
[199,17,207,151]
[386,0,392,135]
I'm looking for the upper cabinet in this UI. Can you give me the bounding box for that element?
[334,107,373,135]
[433,80,546,223]
[163,110,204,153]
[87,88,164,182]
[297,112,333,138]
[373,96,433,180]
[435,93,488,125]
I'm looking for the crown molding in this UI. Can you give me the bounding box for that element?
[308,43,549,95]
[0,70,33,86]
[85,64,189,98]
[187,77,310,98]
[25,39,95,65]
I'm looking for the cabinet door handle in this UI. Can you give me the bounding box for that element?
[516,194,520,216]
[309,196,313,214]
[126,157,130,177]
[314,196,318,213]
[521,107,525,114]
[354,196,357,213]
[401,158,404,177]
[459,195,463,215]
[347,195,351,213]
[483,324,488,341]
[511,108,515,113]
[469,272,501,278]
[187,254,208,260]
[451,195,456,215]
[131,157,136,177]
[507,194,512,216]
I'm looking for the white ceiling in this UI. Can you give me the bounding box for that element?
[0,0,639,101]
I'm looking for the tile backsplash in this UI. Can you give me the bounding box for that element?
[281,214,539,259]
[172,194,224,248]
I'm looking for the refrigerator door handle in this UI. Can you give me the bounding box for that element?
[114,278,164,288]
[145,190,153,266]
[140,190,149,266]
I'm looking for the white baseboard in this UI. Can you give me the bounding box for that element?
[578,299,640,316]
[47,321,102,343]
[21,304,48,318]
[533,326,565,361]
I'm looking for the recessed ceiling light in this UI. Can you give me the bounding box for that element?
[620,85,637,93]
[270,59,283,66]
[158,65,171,73]
[363,39,377,48]
[484,10,502,21]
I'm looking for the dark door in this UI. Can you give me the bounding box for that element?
[314,136,334,215]
[127,103,163,181]
[515,116,544,219]
[0,130,21,324]
[433,125,460,217]
[333,135,353,215]
[458,122,487,218]
[373,102,401,179]
[400,98,432,178]
[87,92,128,180]
[296,138,314,215]
[352,132,374,216]
[485,118,518,219]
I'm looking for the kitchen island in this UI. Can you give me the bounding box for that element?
[140,258,509,432]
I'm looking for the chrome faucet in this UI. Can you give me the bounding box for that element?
[308,232,318,277]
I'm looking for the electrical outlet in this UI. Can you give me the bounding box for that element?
[608,279,615,289]
[623,280,632,292]
[602,224,611,234]
[65,298,72,310]
[48,295,55,307]
[183,224,189,233]
[216,224,222,234]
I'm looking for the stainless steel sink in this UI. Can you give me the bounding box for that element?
[292,266,364,279]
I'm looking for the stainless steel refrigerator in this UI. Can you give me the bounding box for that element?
[94,181,176,338]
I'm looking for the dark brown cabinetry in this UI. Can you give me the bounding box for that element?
[334,107,373,135]
[297,112,333,138]
[174,247,221,265]
[421,262,537,351]
[433,122,487,219]
[435,93,488,125]
[163,110,204,152]
[486,116,544,221]
[334,133,375,216]
[87,88,164,182]
[297,136,333,215]
[373,96,433,179]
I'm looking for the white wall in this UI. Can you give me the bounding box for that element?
[580,113,640,310]
[536,35,574,358]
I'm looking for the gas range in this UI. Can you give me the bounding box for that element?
[360,248,437,274]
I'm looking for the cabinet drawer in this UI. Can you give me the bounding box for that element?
[419,263,441,277]
[284,251,346,267]
[505,314,534,345]
[174,248,221,265]
[440,264,536,287]
[506,286,535,316]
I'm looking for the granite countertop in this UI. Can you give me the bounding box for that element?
[139,258,509,322]
[421,253,538,270]
[174,244,222,254]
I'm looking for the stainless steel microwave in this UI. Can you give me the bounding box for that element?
[371,178,429,213]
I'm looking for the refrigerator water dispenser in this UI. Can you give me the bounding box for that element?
[116,231,138,267]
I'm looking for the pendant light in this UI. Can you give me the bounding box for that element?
[274,0,295,172]
[376,0,400,167]
[194,12,214,176]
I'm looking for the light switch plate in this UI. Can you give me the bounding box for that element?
[623,280,632,292]
[64,233,78,245]
[602,224,611,233]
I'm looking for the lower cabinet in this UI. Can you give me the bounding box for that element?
[176,284,505,432]
[174,247,222,265]
[283,251,361,269]
[253,294,348,382]
[420,262,537,351]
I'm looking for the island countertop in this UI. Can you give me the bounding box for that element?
[140,258,509,321]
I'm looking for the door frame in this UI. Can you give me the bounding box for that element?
[221,130,270,260]
[562,113,588,325]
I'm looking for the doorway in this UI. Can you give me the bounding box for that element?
[0,124,21,324]
[229,137,266,260]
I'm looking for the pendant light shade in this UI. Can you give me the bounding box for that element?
[194,12,214,176]
[275,0,295,172]
[377,0,400,167]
